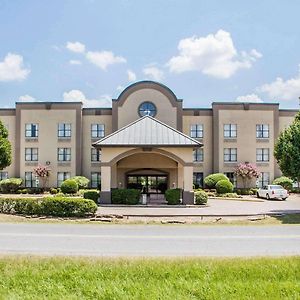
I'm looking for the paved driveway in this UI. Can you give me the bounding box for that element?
[98,194,300,216]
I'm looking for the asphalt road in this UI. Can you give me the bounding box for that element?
[1,223,300,257]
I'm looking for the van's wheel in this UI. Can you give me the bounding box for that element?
[256,192,260,198]
[266,194,270,200]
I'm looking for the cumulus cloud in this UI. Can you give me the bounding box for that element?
[0,53,30,81]
[143,66,164,81]
[236,93,262,103]
[116,85,125,92]
[19,94,36,102]
[66,41,86,53]
[167,30,262,79]
[86,50,126,70]
[127,69,136,82]
[63,89,111,107]
[69,60,82,65]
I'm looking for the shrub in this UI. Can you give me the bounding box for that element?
[194,190,208,205]
[165,188,181,205]
[111,189,140,205]
[0,197,97,217]
[50,188,58,195]
[215,193,241,198]
[235,188,252,195]
[70,176,90,189]
[27,187,43,194]
[60,179,78,194]
[0,178,22,193]
[204,173,229,188]
[83,190,99,203]
[216,180,233,194]
[273,176,293,191]
[16,189,29,194]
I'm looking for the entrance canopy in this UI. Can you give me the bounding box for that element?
[92,115,203,148]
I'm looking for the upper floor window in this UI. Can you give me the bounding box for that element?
[193,148,203,162]
[58,123,71,138]
[224,124,237,138]
[190,124,203,138]
[0,171,8,180]
[91,148,101,162]
[256,124,269,138]
[57,148,71,161]
[25,148,38,161]
[91,124,105,138]
[256,148,269,162]
[138,102,157,117]
[25,123,38,138]
[57,172,71,187]
[224,148,237,162]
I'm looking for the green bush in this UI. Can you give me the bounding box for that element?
[111,189,140,205]
[0,197,97,217]
[204,173,229,188]
[27,187,43,194]
[0,178,22,193]
[273,176,293,191]
[165,188,181,205]
[83,190,99,203]
[216,180,233,194]
[235,188,252,195]
[70,176,90,189]
[60,179,78,194]
[194,190,208,205]
[50,188,58,195]
[215,193,241,198]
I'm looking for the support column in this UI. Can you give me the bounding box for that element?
[182,165,194,205]
[100,165,111,204]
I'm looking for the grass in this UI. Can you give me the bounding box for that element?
[0,256,299,299]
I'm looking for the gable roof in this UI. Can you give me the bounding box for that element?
[93,115,203,147]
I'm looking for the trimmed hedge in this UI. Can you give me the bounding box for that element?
[83,190,99,203]
[70,176,90,189]
[165,188,181,205]
[0,197,97,217]
[216,180,233,194]
[235,188,257,195]
[60,179,78,194]
[0,178,22,193]
[111,189,140,205]
[273,176,293,191]
[204,173,229,188]
[194,190,208,205]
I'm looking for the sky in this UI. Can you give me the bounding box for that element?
[0,0,300,109]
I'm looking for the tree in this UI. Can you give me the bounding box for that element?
[0,120,12,171]
[33,164,50,190]
[234,163,260,188]
[274,112,300,187]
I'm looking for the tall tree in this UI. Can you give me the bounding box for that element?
[274,111,300,186]
[0,120,12,171]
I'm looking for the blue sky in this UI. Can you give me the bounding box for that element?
[0,0,300,108]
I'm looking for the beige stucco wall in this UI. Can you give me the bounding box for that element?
[279,116,295,133]
[117,89,177,129]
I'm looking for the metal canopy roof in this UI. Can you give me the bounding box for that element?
[93,115,203,147]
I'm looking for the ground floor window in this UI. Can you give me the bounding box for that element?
[224,172,237,187]
[91,172,101,188]
[193,172,203,189]
[258,172,270,188]
[57,172,71,187]
[25,172,38,188]
[0,171,8,180]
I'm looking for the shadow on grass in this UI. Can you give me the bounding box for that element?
[269,210,300,224]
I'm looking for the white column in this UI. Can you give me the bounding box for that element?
[183,165,193,191]
[101,166,111,191]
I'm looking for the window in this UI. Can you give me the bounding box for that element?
[193,148,203,162]
[0,172,8,180]
[91,124,105,138]
[91,172,101,188]
[25,123,38,138]
[193,172,203,189]
[256,124,269,138]
[190,124,203,138]
[224,124,237,138]
[224,148,237,162]
[256,148,269,162]
[138,102,157,117]
[25,172,37,188]
[57,172,71,187]
[258,172,270,188]
[58,123,71,138]
[25,148,38,161]
[57,148,71,161]
[224,172,237,187]
[91,148,101,162]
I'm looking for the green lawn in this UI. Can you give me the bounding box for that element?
[0,257,299,299]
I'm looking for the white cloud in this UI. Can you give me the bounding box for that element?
[63,89,111,107]
[19,94,36,102]
[127,69,136,82]
[116,85,125,92]
[259,67,300,101]
[69,60,82,65]
[236,93,262,103]
[86,50,126,70]
[66,41,86,53]
[0,53,30,81]
[167,30,262,79]
[143,66,164,81]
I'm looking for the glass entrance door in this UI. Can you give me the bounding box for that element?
[127,175,168,194]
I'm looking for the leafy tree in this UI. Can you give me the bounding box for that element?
[274,112,300,187]
[0,120,12,170]
[234,163,260,188]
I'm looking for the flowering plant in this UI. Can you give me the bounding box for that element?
[234,163,260,188]
[33,164,51,189]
